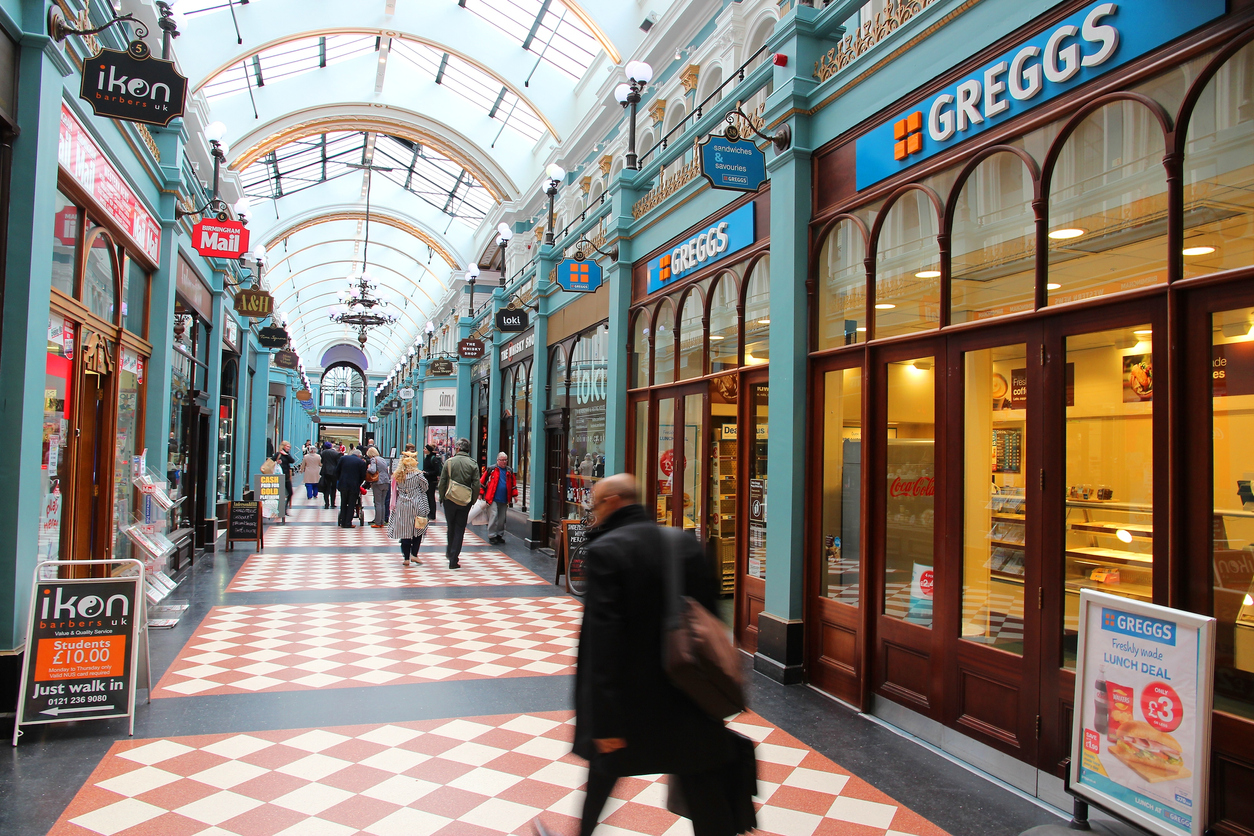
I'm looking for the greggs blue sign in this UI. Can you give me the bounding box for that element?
[1100,607,1177,646]
[855,0,1225,190]
[647,201,756,294]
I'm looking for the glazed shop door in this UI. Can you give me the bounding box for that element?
[939,323,1045,763]
[650,383,708,536]
[72,360,114,566]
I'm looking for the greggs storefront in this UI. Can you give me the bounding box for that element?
[803,0,1254,826]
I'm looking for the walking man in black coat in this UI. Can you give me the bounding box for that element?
[534,473,740,836]
[336,449,369,528]
[319,442,342,509]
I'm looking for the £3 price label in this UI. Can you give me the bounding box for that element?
[1141,681,1183,733]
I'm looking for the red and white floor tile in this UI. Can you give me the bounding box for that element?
[226,551,545,592]
[153,598,582,698]
[49,710,948,836]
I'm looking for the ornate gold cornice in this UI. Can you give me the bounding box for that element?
[598,155,613,176]
[647,98,667,127]
[680,64,701,94]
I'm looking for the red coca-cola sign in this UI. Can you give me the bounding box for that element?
[889,475,935,498]
[191,218,250,259]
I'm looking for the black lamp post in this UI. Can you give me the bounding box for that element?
[466,264,479,315]
[614,61,653,170]
[543,163,565,246]
[496,223,513,286]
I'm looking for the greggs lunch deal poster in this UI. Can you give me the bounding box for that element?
[1072,591,1215,836]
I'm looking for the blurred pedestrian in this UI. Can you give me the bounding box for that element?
[274,440,296,517]
[423,444,442,523]
[337,449,368,528]
[319,441,342,509]
[480,452,518,545]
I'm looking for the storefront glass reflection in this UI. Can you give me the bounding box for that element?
[114,350,141,562]
[41,315,74,561]
[821,368,862,603]
[567,326,608,516]
[883,359,936,628]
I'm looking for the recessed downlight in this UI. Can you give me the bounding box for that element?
[1049,228,1086,240]
[1182,246,1216,256]
[758,319,771,325]
[1047,283,1062,290]
[874,303,896,310]
[1133,329,1152,336]
[709,335,726,341]
[855,327,867,333]
[915,270,941,279]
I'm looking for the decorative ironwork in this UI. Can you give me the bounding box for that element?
[723,108,791,152]
[812,0,939,83]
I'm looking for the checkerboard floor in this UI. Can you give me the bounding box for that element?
[153,598,582,698]
[226,551,547,592]
[259,521,495,552]
[49,710,949,836]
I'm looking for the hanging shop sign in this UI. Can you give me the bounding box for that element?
[855,0,1226,189]
[79,41,187,127]
[295,389,312,402]
[273,350,299,370]
[1070,590,1216,836]
[698,133,767,192]
[13,560,143,742]
[429,358,455,376]
[458,338,486,359]
[257,326,289,349]
[233,288,274,319]
[556,257,604,293]
[192,218,250,260]
[496,308,530,332]
[399,387,415,400]
[646,200,756,294]
[59,104,161,262]
[423,387,457,417]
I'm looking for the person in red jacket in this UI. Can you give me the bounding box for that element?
[481,452,519,545]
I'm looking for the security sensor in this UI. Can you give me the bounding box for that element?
[640,12,659,32]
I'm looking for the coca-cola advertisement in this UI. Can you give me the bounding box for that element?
[886,439,935,627]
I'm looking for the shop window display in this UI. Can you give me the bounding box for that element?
[51,192,76,297]
[708,274,740,372]
[1047,101,1168,304]
[654,301,676,385]
[961,344,1028,652]
[1210,307,1254,720]
[656,397,676,525]
[122,258,148,337]
[883,359,936,628]
[743,258,770,365]
[875,191,941,339]
[568,326,608,515]
[709,376,738,594]
[41,315,74,561]
[83,232,118,324]
[817,220,867,349]
[821,368,862,604]
[113,349,142,562]
[747,384,768,579]
[950,154,1036,324]
[630,313,649,389]
[1062,325,1155,668]
[678,283,706,380]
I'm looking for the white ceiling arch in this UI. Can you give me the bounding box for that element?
[261,205,464,271]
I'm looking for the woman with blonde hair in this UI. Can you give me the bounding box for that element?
[387,444,430,566]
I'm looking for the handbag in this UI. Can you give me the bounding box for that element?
[660,527,747,720]
[260,458,276,475]
[445,480,473,506]
[414,516,429,533]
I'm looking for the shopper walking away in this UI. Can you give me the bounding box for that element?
[532,474,744,836]
[437,437,480,569]
[422,444,442,523]
[481,452,518,545]
[302,447,322,500]
[274,441,296,516]
[319,441,342,509]
[367,446,392,527]
[387,449,430,566]
[337,449,369,528]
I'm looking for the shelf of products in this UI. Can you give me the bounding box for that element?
[712,435,737,596]
[1064,500,1153,605]
[983,490,1026,583]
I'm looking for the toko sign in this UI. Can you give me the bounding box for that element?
[855,0,1226,189]
[646,200,755,294]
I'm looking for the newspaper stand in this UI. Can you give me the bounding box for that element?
[12,558,152,745]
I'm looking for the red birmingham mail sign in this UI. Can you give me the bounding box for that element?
[191,219,250,259]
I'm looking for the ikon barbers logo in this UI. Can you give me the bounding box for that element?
[39,588,130,624]
[79,43,188,128]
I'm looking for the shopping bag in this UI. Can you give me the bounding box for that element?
[467,498,491,526]
[259,458,276,475]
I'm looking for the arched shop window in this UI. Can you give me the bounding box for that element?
[949,151,1038,323]
[630,312,650,389]
[708,272,740,372]
[816,218,868,349]
[873,187,942,338]
[742,256,770,365]
[1046,98,1169,303]
[677,281,707,380]
[653,299,677,386]
[83,229,119,324]
[568,324,609,504]
[549,344,569,410]
[1183,40,1254,278]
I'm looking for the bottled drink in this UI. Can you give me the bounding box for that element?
[1094,666,1109,736]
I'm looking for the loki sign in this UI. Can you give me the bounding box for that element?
[80,41,187,128]
[496,309,529,332]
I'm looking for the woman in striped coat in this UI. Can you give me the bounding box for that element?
[387,447,430,566]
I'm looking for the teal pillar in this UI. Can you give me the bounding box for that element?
[249,346,271,478]
[455,317,474,442]
[486,287,505,462]
[755,2,823,684]
[603,174,642,475]
[416,360,428,446]
[0,32,71,650]
[202,287,226,540]
[528,246,556,536]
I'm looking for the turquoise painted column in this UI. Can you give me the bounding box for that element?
[416,359,428,445]
[202,286,225,543]
[755,2,823,684]
[528,247,556,539]
[486,287,506,462]
[0,31,71,649]
[249,345,271,478]
[455,315,474,442]
[602,174,642,475]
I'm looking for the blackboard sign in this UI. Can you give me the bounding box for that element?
[226,501,263,552]
[561,520,589,596]
[14,567,142,740]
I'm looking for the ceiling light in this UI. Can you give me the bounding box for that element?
[1049,228,1086,240]
[1116,529,1133,544]
[545,163,566,182]
[912,359,933,370]
[1182,245,1215,256]
[915,270,941,279]
[1047,283,1062,290]
[855,327,867,333]
[709,335,725,341]
[874,303,896,310]
[204,121,228,143]
[614,83,631,104]
[758,319,770,325]
[625,60,653,84]
[1133,329,1152,336]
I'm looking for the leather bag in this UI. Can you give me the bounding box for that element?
[259,458,276,475]
[445,481,474,506]
[414,516,429,533]
[660,527,746,720]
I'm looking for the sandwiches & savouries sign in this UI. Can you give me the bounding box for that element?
[1070,590,1215,836]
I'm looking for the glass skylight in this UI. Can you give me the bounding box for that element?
[461,0,602,80]
[202,34,377,101]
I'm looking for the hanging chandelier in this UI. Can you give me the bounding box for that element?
[327,159,397,348]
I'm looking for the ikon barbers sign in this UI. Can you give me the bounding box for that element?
[79,42,188,128]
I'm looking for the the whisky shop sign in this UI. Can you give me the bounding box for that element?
[78,40,188,128]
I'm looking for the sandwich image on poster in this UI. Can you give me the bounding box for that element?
[1070,590,1215,836]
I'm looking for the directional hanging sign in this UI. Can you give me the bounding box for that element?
[698,133,767,192]
[458,339,485,359]
[556,257,603,293]
[399,387,415,400]
[273,350,299,370]
[429,358,455,376]
[257,326,289,349]
[79,41,188,128]
[496,308,529,333]
[192,218,250,260]
[233,288,274,319]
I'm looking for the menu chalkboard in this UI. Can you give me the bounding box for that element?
[562,520,589,597]
[226,501,263,552]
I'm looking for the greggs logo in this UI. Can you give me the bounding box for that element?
[894,112,923,160]
[658,253,672,284]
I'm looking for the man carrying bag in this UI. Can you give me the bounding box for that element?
[437,438,480,569]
